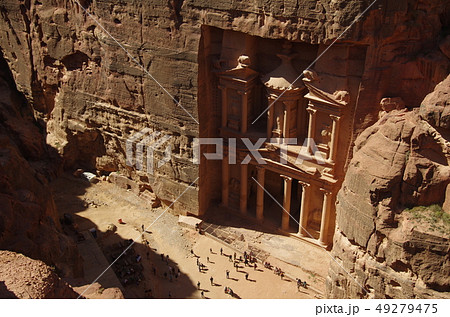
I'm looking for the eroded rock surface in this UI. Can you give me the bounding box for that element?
[327,75,450,299]
[0,250,78,298]
[0,54,82,278]
[0,1,448,215]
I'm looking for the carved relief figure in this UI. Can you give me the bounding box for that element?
[319,123,332,147]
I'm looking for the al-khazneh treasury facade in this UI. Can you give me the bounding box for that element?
[0,1,448,252]
[200,29,357,247]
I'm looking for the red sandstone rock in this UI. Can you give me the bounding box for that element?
[0,251,79,299]
[328,75,450,299]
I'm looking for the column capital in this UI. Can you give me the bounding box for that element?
[281,175,293,182]
[306,106,317,115]
[218,85,226,90]
[330,114,341,121]
[319,188,332,195]
[298,180,310,188]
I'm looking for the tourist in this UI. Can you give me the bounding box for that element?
[161,253,164,261]
[141,224,145,232]
[152,266,156,276]
[201,291,205,298]
[220,248,223,255]
[166,254,169,263]
[233,252,236,260]
[234,262,238,271]
[245,272,249,280]
[296,278,302,291]
[210,276,214,285]
[207,256,210,263]
[210,248,213,253]
[226,270,230,279]
[254,263,257,270]
[197,281,201,289]
[229,255,232,262]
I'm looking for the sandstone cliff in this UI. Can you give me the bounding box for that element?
[0,250,79,298]
[0,54,82,278]
[0,0,448,300]
[327,75,450,298]
[0,1,448,215]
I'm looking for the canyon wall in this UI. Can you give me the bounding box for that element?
[0,0,448,215]
[327,75,450,298]
[0,250,79,298]
[0,0,449,299]
[0,54,82,277]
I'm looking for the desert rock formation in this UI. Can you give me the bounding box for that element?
[0,1,448,215]
[0,0,449,299]
[0,53,82,278]
[0,250,79,298]
[327,75,450,298]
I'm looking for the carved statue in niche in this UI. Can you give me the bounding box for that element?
[308,208,322,231]
[235,55,251,69]
[272,103,284,138]
[319,122,332,147]
[229,177,240,193]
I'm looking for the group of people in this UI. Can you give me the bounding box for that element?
[296,278,308,290]
[108,240,144,287]
[273,267,285,279]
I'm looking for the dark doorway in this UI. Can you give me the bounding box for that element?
[263,169,283,227]
[289,179,302,233]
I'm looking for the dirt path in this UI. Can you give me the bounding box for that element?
[51,174,324,298]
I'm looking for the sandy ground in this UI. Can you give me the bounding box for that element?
[52,174,326,299]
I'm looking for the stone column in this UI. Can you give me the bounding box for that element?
[281,175,292,231]
[219,85,228,128]
[240,163,248,215]
[284,100,297,140]
[282,105,288,144]
[319,189,333,247]
[328,115,341,164]
[298,181,310,237]
[240,91,248,134]
[222,153,229,207]
[256,166,265,222]
[267,97,274,139]
[306,105,317,154]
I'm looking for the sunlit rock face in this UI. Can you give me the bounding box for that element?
[0,0,449,299]
[327,75,450,299]
[0,1,448,216]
